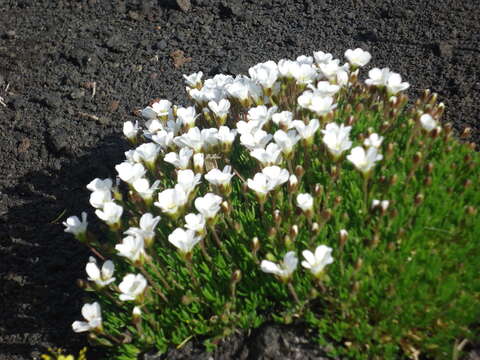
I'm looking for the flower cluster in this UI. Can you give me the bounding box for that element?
[64,47,480,360]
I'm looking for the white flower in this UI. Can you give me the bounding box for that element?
[262,166,290,189]
[115,235,146,263]
[123,121,139,140]
[63,212,88,236]
[184,213,206,234]
[168,228,202,254]
[95,201,123,225]
[385,73,409,94]
[177,169,202,195]
[347,146,383,175]
[345,48,372,67]
[291,63,318,85]
[249,60,279,89]
[273,130,300,157]
[296,193,314,212]
[124,213,160,245]
[133,143,161,166]
[201,128,220,150]
[150,99,172,118]
[177,106,197,128]
[208,99,230,119]
[318,59,347,81]
[297,91,314,109]
[183,71,203,88]
[151,130,175,150]
[250,142,283,166]
[205,165,234,187]
[247,105,278,125]
[272,111,294,129]
[154,185,188,216]
[236,119,263,136]
[216,126,237,148]
[365,68,391,87]
[420,114,438,132]
[301,245,334,277]
[296,55,314,65]
[195,193,222,219]
[292,119,320,141]
[240,130,272,150]
[321,122,352,159]
[247,173,271,197]
[145,119,164,134]
[87,178,113,193]
[310,81,341,97]
[165,148,193,170]
[72,302,102,333]
[174,127,204,152]
[132,178,160,200]
[364,133,384,148]
[89,190,112,209]
[118,274,147,302]
[226,76,262,103]
[309,94,337,115]
[277,59,297,78]
[371,199,390,211]
[260,251,298,280]
[86,257,115,287]
[313,51,333,65]
[115,162,146,185]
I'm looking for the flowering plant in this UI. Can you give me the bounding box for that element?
[65,48,480,359]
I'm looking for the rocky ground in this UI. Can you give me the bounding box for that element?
[0,0,479,359]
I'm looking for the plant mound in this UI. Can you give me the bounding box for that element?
[64,49,480,360]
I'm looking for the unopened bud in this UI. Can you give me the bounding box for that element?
[344,104,353,114]
[421,89,431,102]
[444,122,453,135]
[352,281,360,294]
[464,179,473,189]
[234,222,242,233]
[252,237,260,254]
[231,269,242,284]
[413,152,422,165]
[425,162,434,174]
[290,225,299,239]
[380,121,390,132]
[242,182,249,193]
[132,306,142,325]
[314,183,324,197]
[428,92,438,106]
[386,143,395,160]
[354,103,364,113]
[289,174,298,192]
[294,165,305,178]
[354,258,363,271]
[469,142,476,151]
[461,127,472,139]
[424,176,432,187]
[311,222,320,233]
[334,196,342,208]
[339,229,348,249]
[284,234,292,248]
[321,209,332,222]
[389,174,398,186]
[414,193,424,205]
[273,209,282,226]
[221,201,230,214]
[464,154,472,163]
[466,206,477,216]
[347,115,356,126]
[330,165,339,179]
[371,233,380,247]
[268,227,277,239]
[431,127,441,139]
[357,133,365,142]
[76,279,88,289]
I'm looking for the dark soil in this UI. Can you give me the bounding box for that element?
[0,0,479,359]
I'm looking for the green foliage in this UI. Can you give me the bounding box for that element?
[70,60,480,360]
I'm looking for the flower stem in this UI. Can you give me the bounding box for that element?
[287,282,300,304]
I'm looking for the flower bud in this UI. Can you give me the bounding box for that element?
[193,153,205,174]
[354,258,363,271]
[289,174,298,192]
[424,176,432,187]
[354,103,364,113]
[466,206,477,216]
[380,121,390,132]
[314,183,324,197]
[268,227,277,240]
[311,222,320,233]
[252,237,260,254]
[221,201,230,214]
[469,142,476,151]
[414,193,424,205]
[386,143,395,160]
[344,104,353,114]
[421,89,431,103]
[132,306,142,325]
[273,209,282,226]
[461,127,472,139]
[231,269,242,284]
[425,162,434,174]
[320,209,332,222]
[330,165,339,179]
[284,235,293,248]
[294,165,305,178]
[413,152,422,165]
[339,229,348,249]
[444,122,453,136]
[389,174,398,186]
[334,195,342,208]
[464,179,473,189]
[289,225,299,239]
[352,281,360,294]
[371,233,380,248]
[464,154,472,164]
[428,92,438,106]
[76,279,88,289]
[347,115,356,126]
[234,222,243,233]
